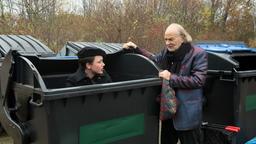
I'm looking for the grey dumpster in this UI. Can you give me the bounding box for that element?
[60,41,256,144]
[0,35,54,134]
[195,41,256,144]
[0,45,161,144]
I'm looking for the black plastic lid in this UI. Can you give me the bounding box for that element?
[0,35,55,56]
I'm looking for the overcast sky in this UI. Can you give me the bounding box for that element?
[61,0,83,13]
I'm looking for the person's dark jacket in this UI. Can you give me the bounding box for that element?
[135,43,208,130]
[66,66,112,87]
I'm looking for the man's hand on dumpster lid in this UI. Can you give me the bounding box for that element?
[123,42,138,49]
[159,70,171,80]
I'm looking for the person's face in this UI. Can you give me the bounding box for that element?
[164,30,184,52]
[87,56,105,74]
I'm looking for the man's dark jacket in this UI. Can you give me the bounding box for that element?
[136,43,208,130]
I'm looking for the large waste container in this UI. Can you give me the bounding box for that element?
[0,35,54,134]
[61,41,256,143]
[195,41,256,144]
[0,44,161,144]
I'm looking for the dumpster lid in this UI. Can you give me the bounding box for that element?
[206,51,239,72]
[194,41,255,53]
[0,35,55,56]
[59,41,123,56]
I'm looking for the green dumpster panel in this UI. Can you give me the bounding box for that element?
[79,114,144,144]
[245,94,256,112]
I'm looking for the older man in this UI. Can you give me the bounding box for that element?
[123,23,208,144]
[66,46,112,87]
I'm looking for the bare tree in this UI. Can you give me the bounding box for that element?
[0,0,4,20]
[81,0,99,17]
[209,0,220,25]
[251,0,256,38]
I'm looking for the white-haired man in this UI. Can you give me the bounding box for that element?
[123,23,208,144]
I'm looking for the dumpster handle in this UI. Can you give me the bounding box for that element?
[219,68,238,82]
[29,93,43,106]
[219,75,236,82]
[29,98,43,107]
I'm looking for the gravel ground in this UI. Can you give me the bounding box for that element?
[0,133,13,144]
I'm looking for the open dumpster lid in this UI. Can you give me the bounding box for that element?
[58,41,123,56]
[0,35,55,57]
[194,41,256,53]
